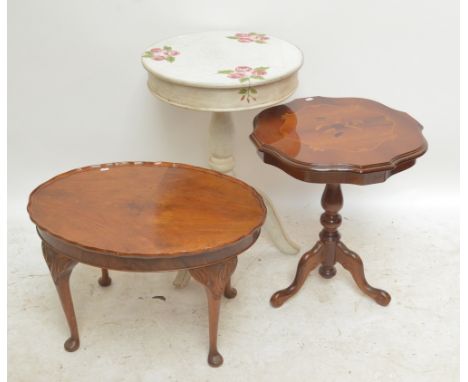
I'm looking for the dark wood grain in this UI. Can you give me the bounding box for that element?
[28,162,265,260]
[251,97,427,185]
[28,161,266,367]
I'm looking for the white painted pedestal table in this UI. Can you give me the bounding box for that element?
[141,31,303,286]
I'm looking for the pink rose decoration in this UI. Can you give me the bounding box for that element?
[143,46,179,63]
[218,65,270,103]
[228,72,246,79]
[227,32,269,44]
[235,66,252,73]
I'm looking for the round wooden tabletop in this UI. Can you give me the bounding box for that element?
[251,97,428,185]
[28,162,266,271]
[141,31,303,111]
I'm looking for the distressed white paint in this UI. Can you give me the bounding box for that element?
[142,31,303,89]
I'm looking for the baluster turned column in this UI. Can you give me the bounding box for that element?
[318,184,343,279]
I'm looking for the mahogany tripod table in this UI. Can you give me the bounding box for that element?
[27,162,266,367]
[251,97,427,307]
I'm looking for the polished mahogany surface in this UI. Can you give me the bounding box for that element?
[28,162,266,258]
[251,97,427,184]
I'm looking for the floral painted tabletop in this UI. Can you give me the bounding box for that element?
[141,31,303,90]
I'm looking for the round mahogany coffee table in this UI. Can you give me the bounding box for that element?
[251,97,428,307]
[27,162,266,367]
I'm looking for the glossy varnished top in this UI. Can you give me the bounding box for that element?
[251,97,427,184]
[28,162,266,258]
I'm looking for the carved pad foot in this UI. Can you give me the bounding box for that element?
[336,242,391,306]
[270,242,323,308]
[64,337,80,352]
[208,351,224,367]
[224,278,237,299]
[98,268,112,287]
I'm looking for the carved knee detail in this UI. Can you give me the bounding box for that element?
[42,241,77,284]
[189,257,238,297]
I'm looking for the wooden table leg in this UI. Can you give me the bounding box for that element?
[336,242,391,306]
[41,241,80,351]
[271,183,390,307]
[189,257,238,367]
[98,268,112,287]
[270,242,323,307]
[317,183,342,279]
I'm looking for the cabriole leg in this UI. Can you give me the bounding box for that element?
[42,241,80,351]
[189,257,238,367]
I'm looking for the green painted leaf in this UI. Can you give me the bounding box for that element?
[142,52,152,57]
[166,56,175,63]
[254,66,269,70]
[226,36,237,39]
[250,88,257,94]
[251,76,265,80]
[239,77,250,83]
[255,41,266,44]
[163,46,172,50]
[239,88,248,94]
[218,70,234,74]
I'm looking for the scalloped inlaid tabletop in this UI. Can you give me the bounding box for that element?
[28,162,266,258]
[142,31,303,88]
[251,97,428,184]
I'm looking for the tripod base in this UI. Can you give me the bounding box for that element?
[271,184,391,308]
[271,240,391,307]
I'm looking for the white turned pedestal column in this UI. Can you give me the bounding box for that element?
[208,112,235,174]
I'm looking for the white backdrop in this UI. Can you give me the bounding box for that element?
[7,1,460,380]
[8,0,459,214]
